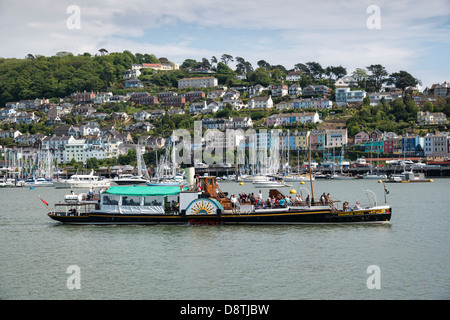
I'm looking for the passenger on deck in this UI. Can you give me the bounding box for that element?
[230,194,238,213]
[343,201,350,211]
[320,193,326,205]
[353,201,362,210]
[295,194,303,205]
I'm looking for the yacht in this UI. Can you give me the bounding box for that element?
[24,177,54,187]
[54,170,111,189]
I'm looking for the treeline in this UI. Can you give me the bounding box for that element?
[0,50,178,106]
[1,50,425,107]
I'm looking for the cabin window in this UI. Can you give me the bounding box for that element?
[102,195,120,205]
[121,196,141,206]
[143,196,163,206]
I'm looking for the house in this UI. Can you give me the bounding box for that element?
[41,135,75,163]
[73,106,95,117]
[368,92,403,106]
[0,129,22,139]
[207,88,227,99]
[129,92,158,106]
[354,131,370,145]
[288,84,302,97]
[229,117,253,129]
[275,100,295,111]
[335,88,366,106]
[423,132,449,155]
[127,122,154,133]
[223,89,240,100]
[178,77,218,89]
[325,129,348,148]
[167,108,185,115]
[80,122,100,136]
[412,95,437,107]
[72,91,96,104]
[138,136,166,150]
[248,84,265,97]
[125,79,144,88]
[429,82,450,98]
[160,95,185,108]
[248,96,273,109]
[133,110,151,121]
[111,112,129,121]
[334,76,359,88]
[417,111,447,125]
[286,71,301,82]
[303,85,331,97]
[148,109,166,119]
[122,69,141,79]
[269,85,288,97]
[64,138,86,163]
[45,115,63,126]
[310,130,326,151]
[189,101,208,114]
[15,112,40,124]
[369,129,383,141]
[293,98,332,109]
[184,91,205,103]
[94,92,113,104]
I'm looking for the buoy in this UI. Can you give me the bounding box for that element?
[378,180,382,183]
[239,182,244,186]
[30,187,35,190]
[430,179,433,182]
[300,181,305,185]
[290,189,297,194]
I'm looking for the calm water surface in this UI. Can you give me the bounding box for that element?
[0,178,449,300]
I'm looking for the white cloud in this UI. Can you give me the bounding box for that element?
[0,0,449,87]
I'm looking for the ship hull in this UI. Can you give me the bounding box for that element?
[48,207,392,225]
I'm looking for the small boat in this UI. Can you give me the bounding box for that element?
[113,174,149,185]
[46,174,392,225]
[330,173,355,180]
[386,171,432,183]
[53,170,111,189]
[24,177,54,187]
[252,175,288,188]
[362,173,387,179]
[283,174,314,182]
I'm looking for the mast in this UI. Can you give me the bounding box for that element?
[307,129,314,204]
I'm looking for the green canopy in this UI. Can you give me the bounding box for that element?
[105,185,187,196]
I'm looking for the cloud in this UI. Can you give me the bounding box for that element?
[0,0,449,87]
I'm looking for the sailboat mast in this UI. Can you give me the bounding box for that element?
[307,129,314,203]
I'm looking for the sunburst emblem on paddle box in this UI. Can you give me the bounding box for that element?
[185,198,220,215]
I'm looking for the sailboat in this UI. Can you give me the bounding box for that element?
[113,145,150,185]
[330,146,354,180]
[24,150,54,187]
[362,145,387,179]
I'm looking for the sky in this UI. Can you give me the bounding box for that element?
[0,0,449,89]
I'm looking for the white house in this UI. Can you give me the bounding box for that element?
[64,138,86,163]
[134,110,151,121]
[326,129,348,148]
[289,84,302,97]
[335,88,366,106]
[248,96,273,109]
[286,71,301,82]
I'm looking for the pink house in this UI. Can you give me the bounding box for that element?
[354,131,369,145]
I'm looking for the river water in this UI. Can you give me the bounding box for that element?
[0,178,448,300]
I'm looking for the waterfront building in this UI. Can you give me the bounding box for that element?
[325,129,348,148]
